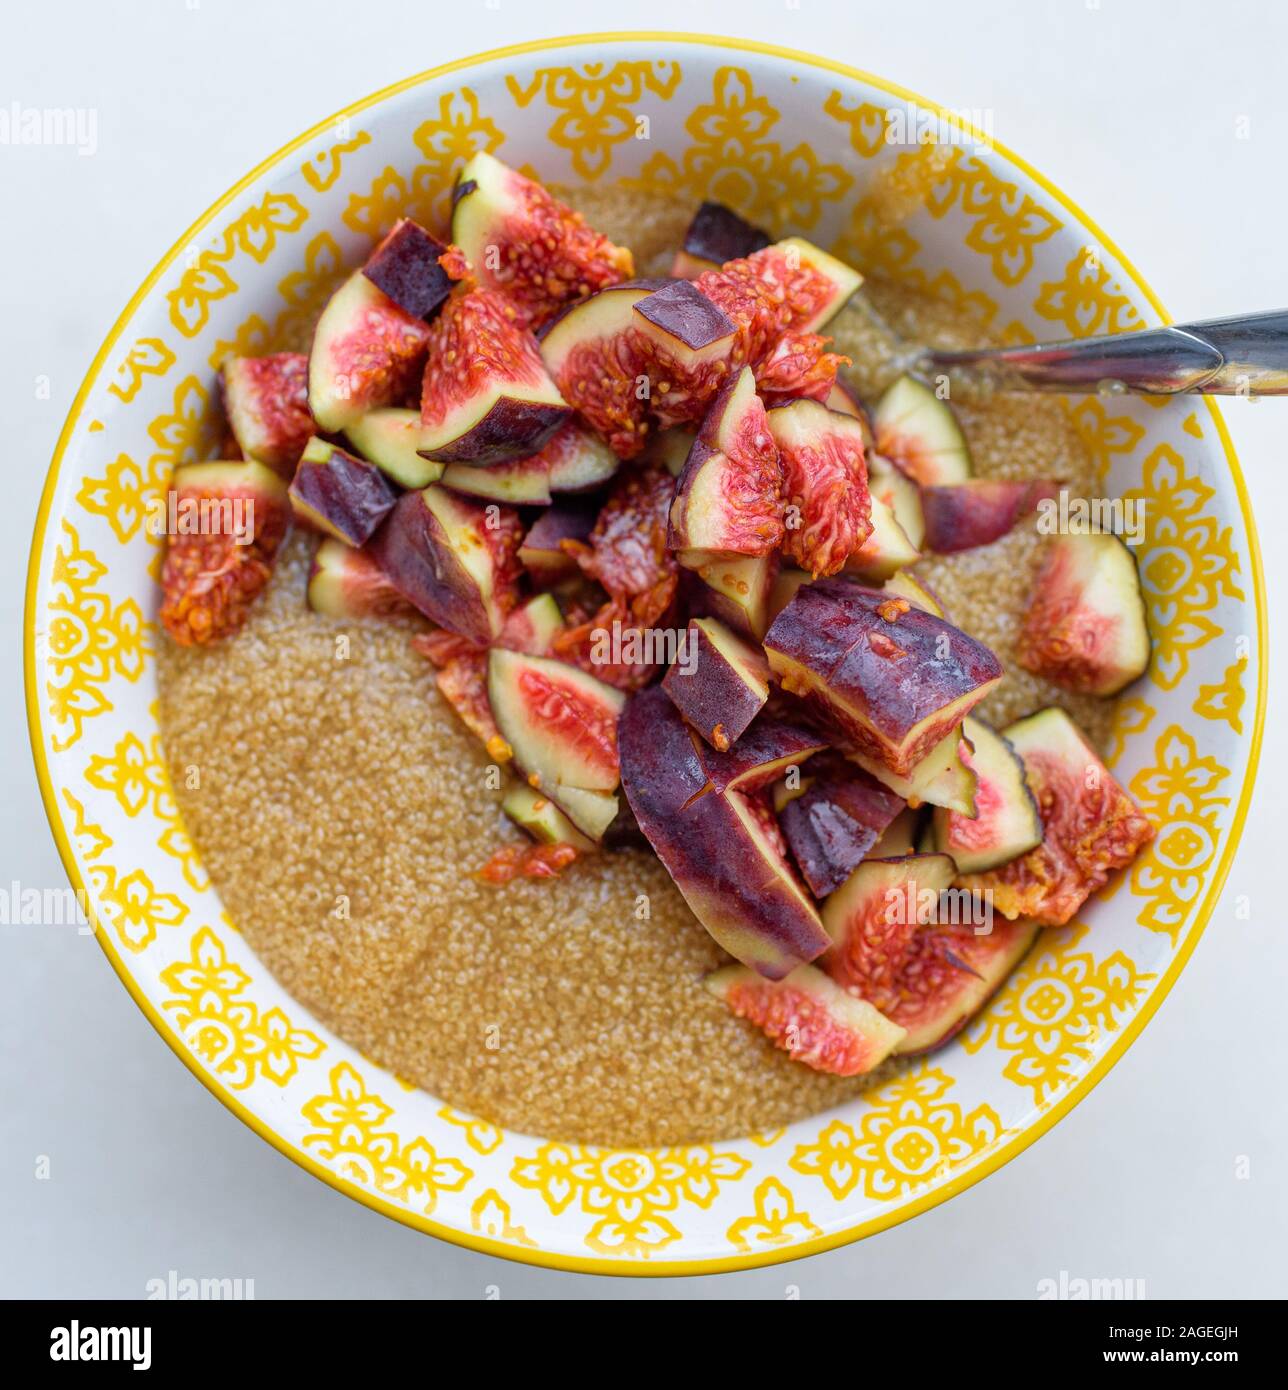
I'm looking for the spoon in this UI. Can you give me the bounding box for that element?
[911,309,1288,397]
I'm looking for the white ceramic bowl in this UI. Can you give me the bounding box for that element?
[25,33,1265,1275]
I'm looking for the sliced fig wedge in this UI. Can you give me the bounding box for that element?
[417,285,570,465]
[308,270,433,433]
[843,494,920,581]
[958,707,1155,925]
[668,366,783,556]
[620,685,830,979]
[706,962,905,1076]
[921,478,1061,554]
[502,783,595,852]
[486,647,626,798]
[1017,532,1150,696]
[932,716,1042,874]
[845,723,978,817]
[767,398,872,579]
[441,451,552,505]
[779,766,906,898]
[867,452,925,550]
[764,578,1002,777]
[220,352,313,475]
[680,549,778,642]
[451,152,634,329]
[872,374,971,486]
[159,461,290,646]
[288,436,399,545]
[517,502,598,584]
[307,537,412,620]
[368,484,522,644]
[540,420,620,494]
[696,718,827,794]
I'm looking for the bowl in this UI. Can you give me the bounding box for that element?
[25,32,1265,1275]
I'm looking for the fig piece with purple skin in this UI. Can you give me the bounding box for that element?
[764,578,1003,777]
[368,484,522,644]
[697,718,827,794]
[667,365,784,556]
[662,616,770,751]
[308,271,434,433]
[670,200,771,280]
[620,686,831,979]
[518,502,598,584]
[344,407,444,489]
[289,436,400,546]
[705,962,905,1076]
[1016,532,1150,695]
[220,353,313,475]
[450,151,634,330]
[921,478,1061,554]
[872,374,971,487]
[779,766,907,898]
[417,285,570,466]
[361,218,454,321]
[307,537,413,620]
[680,549,778,642]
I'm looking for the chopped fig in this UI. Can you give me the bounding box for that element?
[921,478,1061,554]
[451,151,633,329]
[307,537,412,619]
[540,420,620,493]
[822,854,1037,1052]
[869,806,920,858]
[958,707,1154,925]
[1017,532,1150,696]
[767,398,872,578]
[545,784,621,842]
[502,783,595,852]
[670,200,771,279]
[288,436,399,545]
[362,217,453,321]
[698,237,861,356]
[668,366,784,556]
[867,452,925,550]
[344,407,444,488]
[441,451,552,505]
[368,485,522,644]
[846,723,978,817]
[486,647,625,798]
[159,461,290,646]
[417,285,570,465]
[706,962,905,1075]
[220,353,312,475]
[681,549,777,641]
[873,374,971,486]
[844,494,920,581]
[764,578,1002,775]
[498,592,565,655]
[933,717,1042,874]
[308,270,433,432]
[620,686,831,978]
[518,502,598,584]
[661,616,770,751]
[883,568,947,619]
[780,766,906,897]
[697,718,827,794]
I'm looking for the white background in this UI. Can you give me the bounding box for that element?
[2,0,1284,1300]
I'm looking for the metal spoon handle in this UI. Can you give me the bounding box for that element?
[923,309,1288,396]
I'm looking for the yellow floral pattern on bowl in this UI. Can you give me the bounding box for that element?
[24,37,1264,1275]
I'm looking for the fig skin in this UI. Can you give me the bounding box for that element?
[661,617,769,752]
[779,769,906,898]
[670,200,771,279]
[288,438,399,546]
[362,217,454,321]
[619,685,830,980]
[921,479,1060,554]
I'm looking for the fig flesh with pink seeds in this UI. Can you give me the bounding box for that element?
[220,352,313,475]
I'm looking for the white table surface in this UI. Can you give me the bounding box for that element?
[2,0,1284,1299]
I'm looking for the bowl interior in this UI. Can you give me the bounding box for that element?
[27,35,1263,1273]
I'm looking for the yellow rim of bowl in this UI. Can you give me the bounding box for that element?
[24,32,1267,1279]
